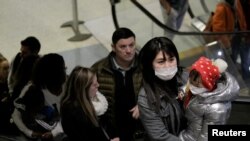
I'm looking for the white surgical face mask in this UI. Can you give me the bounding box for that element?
[189,84,208,95]
[155,66,178,81]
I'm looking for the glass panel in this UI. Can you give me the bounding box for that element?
[115,0,164,47]
[114,0,250,97]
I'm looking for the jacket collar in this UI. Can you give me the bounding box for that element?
[108,51,139,71]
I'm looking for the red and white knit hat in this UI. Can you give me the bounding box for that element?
[191,56,221,91]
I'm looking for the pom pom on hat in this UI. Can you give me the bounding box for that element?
[213,58,228,73]
[191,56,220,91]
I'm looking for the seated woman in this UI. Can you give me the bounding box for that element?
[12,53,67,141]
[61,66,119,141]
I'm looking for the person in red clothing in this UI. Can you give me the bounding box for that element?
[212,0,246,48]
[212,0,248,80]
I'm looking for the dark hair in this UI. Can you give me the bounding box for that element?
[32,53,66,94]
[189,69,201,84]
[189,69,222,90]
[112,27,135,45]
[21,36,41,54]
[139,37,182,111]
[139,37,180,84]
[225,0,235,6]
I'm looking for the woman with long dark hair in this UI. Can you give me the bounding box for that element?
[138,37,187,141]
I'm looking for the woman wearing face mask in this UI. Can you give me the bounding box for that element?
[138,37,188,141]
[179,57,239,141]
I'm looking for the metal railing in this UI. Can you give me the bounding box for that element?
[110,0,250,36]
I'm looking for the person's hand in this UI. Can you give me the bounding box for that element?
[111,137,120,141]
[129,105,140,119]
[1,96,8,102]
[41,131,53,140]
[31,131,43,138]
[177,90,185,100]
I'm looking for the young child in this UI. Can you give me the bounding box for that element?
[179,56,239,141]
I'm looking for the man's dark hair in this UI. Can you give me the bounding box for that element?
[21,36,41,53]
[112,27,135,45]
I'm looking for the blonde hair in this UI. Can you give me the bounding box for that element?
[61,66,99,126]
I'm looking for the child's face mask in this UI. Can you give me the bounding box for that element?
[155,66,177,81]
[189,84,208,95]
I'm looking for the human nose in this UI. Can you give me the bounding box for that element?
[125,46,133,53]
[162,62,172,68]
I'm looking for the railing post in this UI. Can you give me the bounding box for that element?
[61,0,91,41]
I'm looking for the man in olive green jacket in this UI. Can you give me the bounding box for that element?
[91,27,142,141]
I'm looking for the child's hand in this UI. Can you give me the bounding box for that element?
[177,90,185,100]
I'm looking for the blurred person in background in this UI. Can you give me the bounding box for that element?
[0,55,16,133]
[8,36,41,94]
[12,53,66,141]
[159,0,189,40]
[239,0,250,81]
